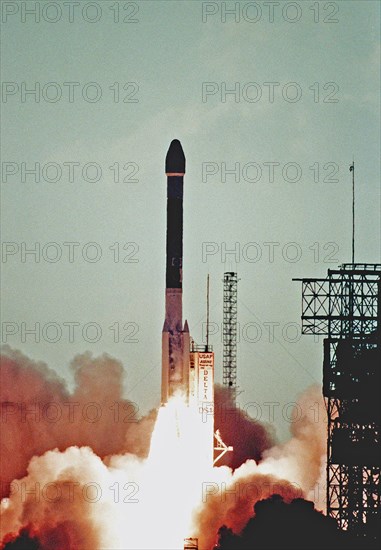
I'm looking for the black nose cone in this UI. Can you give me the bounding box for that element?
[165,139,186,174]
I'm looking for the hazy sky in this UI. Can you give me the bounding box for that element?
[1,0,380,439]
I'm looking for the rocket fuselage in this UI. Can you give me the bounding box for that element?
[165,174,183,331]
[162,140,190,404]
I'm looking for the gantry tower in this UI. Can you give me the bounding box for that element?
[295,264,380,542]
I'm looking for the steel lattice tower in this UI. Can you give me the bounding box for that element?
[223,272,238,398]
[295,264,380,542]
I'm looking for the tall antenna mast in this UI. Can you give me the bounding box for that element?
[350,160,355,264]
[206,274,210,351]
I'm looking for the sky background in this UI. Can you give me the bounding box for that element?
[1,0,380,440]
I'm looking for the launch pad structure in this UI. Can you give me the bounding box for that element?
[295,263,381,542]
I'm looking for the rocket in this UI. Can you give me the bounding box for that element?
[161,139,190,404]
[160,140,223,469]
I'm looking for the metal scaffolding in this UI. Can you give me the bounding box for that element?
[222,272,238,398]
[295,264,380,541]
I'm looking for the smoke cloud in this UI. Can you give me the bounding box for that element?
[1,347,328,549]
[214,384,276,468]
[0,346,156,499]
[1,447,106,549]
[193,385,327,549]
[258,384,327,509]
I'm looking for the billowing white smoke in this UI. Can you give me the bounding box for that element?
[0,347,326,550]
